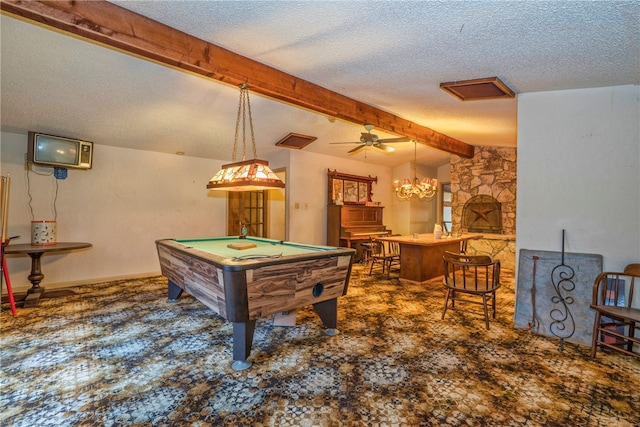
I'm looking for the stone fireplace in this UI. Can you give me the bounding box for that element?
[462,195,502,233]
[451,146,517,268]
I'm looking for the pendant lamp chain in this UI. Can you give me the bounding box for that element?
[231,83,258,162]
[206,83,285,191]
[233,84,258,162]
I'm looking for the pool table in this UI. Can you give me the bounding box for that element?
[155,236,356,370]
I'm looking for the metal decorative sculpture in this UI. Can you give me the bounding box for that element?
[549,229,576,351]
[525,255,542,334]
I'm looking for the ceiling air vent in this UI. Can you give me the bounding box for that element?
[440,77,515,101]
[275,133,317,150]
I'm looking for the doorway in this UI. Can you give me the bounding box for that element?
[227,191,267,236]
[226,169,286,239]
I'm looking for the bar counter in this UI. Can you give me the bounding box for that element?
[377,233,482,283]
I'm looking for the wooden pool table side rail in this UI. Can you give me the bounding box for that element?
[246,255,352,319]
[157,244,229,318]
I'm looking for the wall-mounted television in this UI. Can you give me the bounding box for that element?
[27,132,93,169]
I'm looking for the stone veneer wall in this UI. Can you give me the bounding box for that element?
[467,234,517,270]
[450,146,517,269]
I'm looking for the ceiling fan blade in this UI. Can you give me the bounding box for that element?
[378,136,410,143]
[375,143,396,153]
[330,141,361,145]
[348,144,366,154]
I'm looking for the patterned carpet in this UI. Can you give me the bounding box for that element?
[1,264,639,426]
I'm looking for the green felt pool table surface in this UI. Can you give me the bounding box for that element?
[175,236,337,259]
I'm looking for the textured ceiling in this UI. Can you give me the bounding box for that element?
[1,1,639,168]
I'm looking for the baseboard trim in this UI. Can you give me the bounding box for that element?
[2,271,163,295]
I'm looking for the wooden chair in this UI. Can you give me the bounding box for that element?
[386,240,400,275]
[590,263,640,358]
[442,251,501,330]
[369,239,396,277]
[360,238,375,265]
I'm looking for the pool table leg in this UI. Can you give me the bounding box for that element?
[313,298,339,336]
[167,280,183,302]
[231,320,256,371]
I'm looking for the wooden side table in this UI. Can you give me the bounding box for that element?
[3,242,92,307]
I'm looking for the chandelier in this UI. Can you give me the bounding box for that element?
[207,84,285,191]
[393,141,438,200]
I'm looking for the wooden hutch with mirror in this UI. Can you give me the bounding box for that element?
[326,170,391,260]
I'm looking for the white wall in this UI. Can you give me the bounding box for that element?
[389,161,412,235]
[413,162,438,234]
[516,85,640,272]
[268,169,286,240]
[1,132,227,291]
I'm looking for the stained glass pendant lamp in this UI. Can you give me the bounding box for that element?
[207,84,285,192]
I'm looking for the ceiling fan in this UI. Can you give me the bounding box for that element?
[331,124,410,153]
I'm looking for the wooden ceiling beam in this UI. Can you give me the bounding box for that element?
[1,0,474,158]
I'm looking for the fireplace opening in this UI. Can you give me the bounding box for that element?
[462,195,502,233]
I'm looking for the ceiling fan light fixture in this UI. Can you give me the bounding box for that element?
[440,76,515,101]
[207,84,285,192]
[330,124,409,154]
